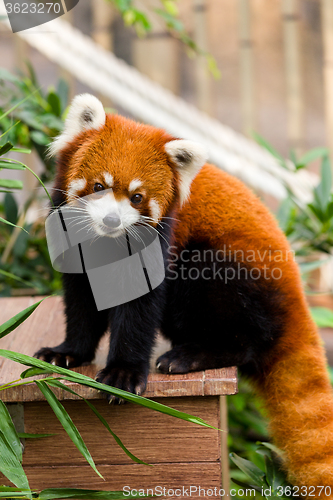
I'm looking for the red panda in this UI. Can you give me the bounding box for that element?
[36,94,333,493]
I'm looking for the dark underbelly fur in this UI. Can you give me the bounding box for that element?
[160,243,287,377]
[35,210,288,399]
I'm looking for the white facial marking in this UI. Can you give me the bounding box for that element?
[129,179,143,192]
[103,173,114,187]
[85,189,140,238]
[67,178,87,202]
[149,199,161,223]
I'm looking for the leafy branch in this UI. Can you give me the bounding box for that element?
[0,298,216,497]
[105,0,220,78]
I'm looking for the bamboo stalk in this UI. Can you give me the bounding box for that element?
[282,0,304,154]
[238,0,256,137]
[193,0,213,115]
[321,0,333,171]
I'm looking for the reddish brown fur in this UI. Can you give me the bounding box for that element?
[56,114,333,494]
[181,165,333,491]
[55,115,178,221]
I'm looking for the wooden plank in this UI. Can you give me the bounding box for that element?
[2,463,222,497]
[21,398,219,466]
[0,297,238,399]
[220,396,230,494]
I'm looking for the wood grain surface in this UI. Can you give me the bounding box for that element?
[2,463,223,497]
[0,296,238,400]
[22,398,220,466]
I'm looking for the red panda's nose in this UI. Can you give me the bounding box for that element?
[103,213,121,229]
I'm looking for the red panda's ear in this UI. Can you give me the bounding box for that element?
[48,94,106,157]
[165,140,208,206]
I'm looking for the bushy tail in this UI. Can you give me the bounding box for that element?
[255,307,333,494]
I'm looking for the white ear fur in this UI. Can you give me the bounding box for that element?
[165,139,208,206]
[48,94,106,157]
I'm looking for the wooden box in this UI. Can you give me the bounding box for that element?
[0,297,238,498]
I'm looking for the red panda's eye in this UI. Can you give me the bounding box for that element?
[131,193,143,204]
[94,183,105,193]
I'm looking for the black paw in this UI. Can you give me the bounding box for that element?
[95,364,148,404]
[34,347,83,369]
[156,345,210,374]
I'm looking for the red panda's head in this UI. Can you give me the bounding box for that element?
[51,94,208,238]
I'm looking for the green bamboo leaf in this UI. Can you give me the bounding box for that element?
[0,486,28,492]
[0,492,32,498]
[259,442,284,457]
[0,401,22,462]
[252,132,285,164]
[11,148,32,154]
[4,192,18,225]
[0,269,35,289]
[20,367,53,379]
[61,374,215,428]
[229,452,266,488]
[18,433,55,439]
[231,478,261,494]
[0,157,54,206]
[86,398,149,465]
[0,68,21,84]
[35,381,103,479]
[296,147,328,168]
[47,92,62,117]
[299,259,329,274]
[0,179,23,189]
[2,350,214,427]
[0,162,26,170]
[30,131,49,146]
[264,455,275,487]
[47,379,149,465]
[0,493,30,498]
[315,155,332,212]
[0,433,31,497]
[0,142,13,156]
[38,488,148,500]
[0,89,39,121]
[0,298,45,339]
[0,121,20,140]
[0,350,215,429]
[310,307,333,328]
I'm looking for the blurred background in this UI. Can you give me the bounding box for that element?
[0,1,333,495]
[0,0,329,155]
[0,0,332,304]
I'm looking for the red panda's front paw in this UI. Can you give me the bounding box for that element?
[34,347,82,369]
[156,344,212,374]
[95,364,148,404]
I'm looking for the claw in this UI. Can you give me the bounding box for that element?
[168,363,173,373]
[156,362,161,370]
[135,384,142,396]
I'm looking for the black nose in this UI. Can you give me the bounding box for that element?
[103,213,121,229]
